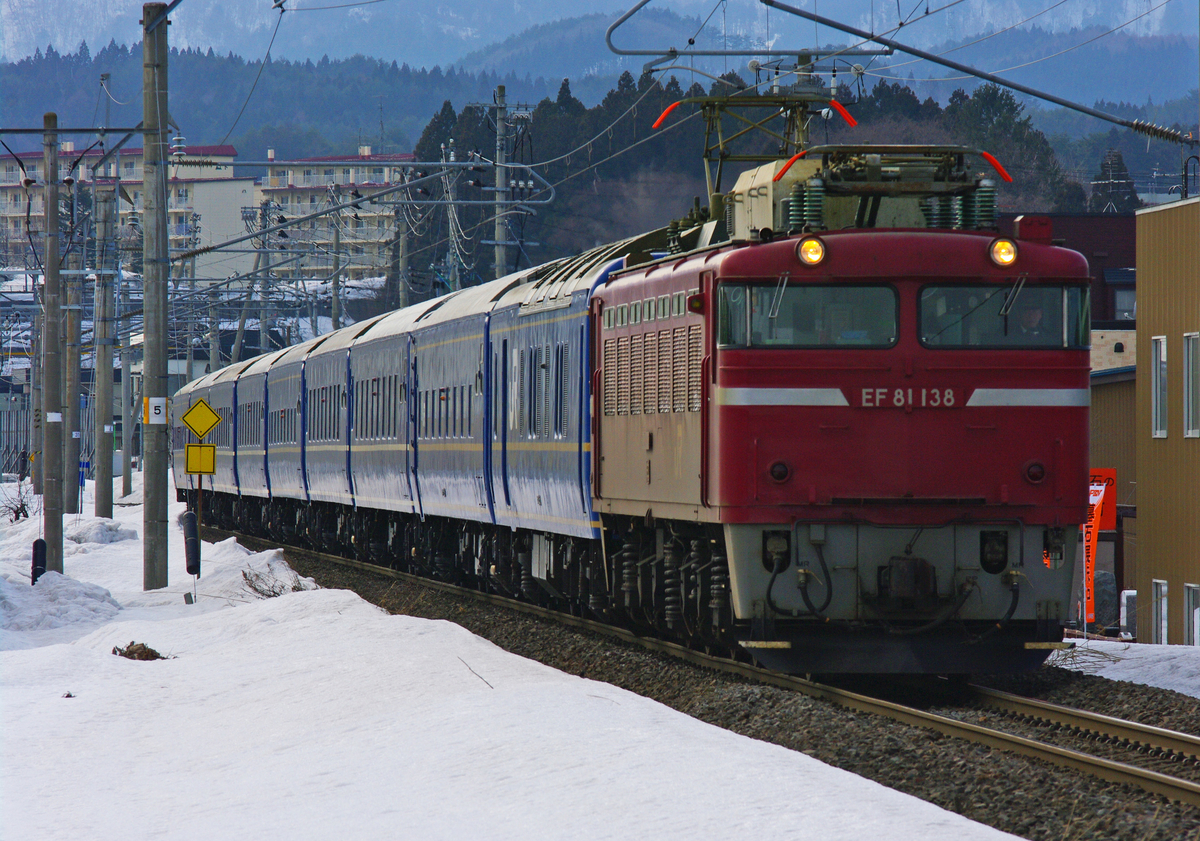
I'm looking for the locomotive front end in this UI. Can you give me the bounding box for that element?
[711,221,1091,673]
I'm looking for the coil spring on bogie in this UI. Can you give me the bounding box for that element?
[687,539,705,602]
[788,181,805,231]
[663,543,682,630]
[518,551,535,599]
[709,545,729,627]
[621,540,639,609]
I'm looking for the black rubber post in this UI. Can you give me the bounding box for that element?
[183,511,201,578]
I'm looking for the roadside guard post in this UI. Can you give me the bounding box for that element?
[31,538,46,585]
[181,398,221,529]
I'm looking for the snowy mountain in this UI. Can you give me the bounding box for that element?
[3,0,1196,69]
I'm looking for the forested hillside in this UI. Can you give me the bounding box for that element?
[0,41,561,163]
[4,42,1196,284]
[407,72,1106,280]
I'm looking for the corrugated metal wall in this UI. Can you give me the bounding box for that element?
[1091,378,1136,507]
[1135,198,1200,644]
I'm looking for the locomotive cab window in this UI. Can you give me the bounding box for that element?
[718,283,897,348]
[919,284,1089,349]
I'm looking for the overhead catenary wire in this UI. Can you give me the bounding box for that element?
[761,0,1197,146]
[217,7,286,147]
[865,0,1182,83]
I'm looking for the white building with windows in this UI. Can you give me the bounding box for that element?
[260,146,415,281]
[1,142,256,279]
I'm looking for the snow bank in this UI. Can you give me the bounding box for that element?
[0,571,122,632]
[1053,639,1200,699]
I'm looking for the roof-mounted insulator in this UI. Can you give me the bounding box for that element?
[1130,120,1189,145]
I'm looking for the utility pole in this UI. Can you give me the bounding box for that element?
[121,289,132,497]
[208,288,221,371]
[94,188,115,518]
[331,224,342,329]
[259,294,272,356]
[396,206,408,310]
[494,85,508,280]
[387,203,408,310]
[142,2,170,590]
[30,307,42,495]
[445,139,459,291]
[42,112,64,573]
[232,202,266,361]
[64,251,81,514]
[185,265,195,381]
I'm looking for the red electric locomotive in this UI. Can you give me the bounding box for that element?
[593,144,1089,673]
[176,95,1088,676]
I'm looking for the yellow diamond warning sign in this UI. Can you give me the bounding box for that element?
[181,398,221,440]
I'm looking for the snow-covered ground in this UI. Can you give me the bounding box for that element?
[2,478,1197,840]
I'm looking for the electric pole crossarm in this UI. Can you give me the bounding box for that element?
[760,0,1198,148]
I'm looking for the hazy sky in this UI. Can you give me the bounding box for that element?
[3,0,1197,67]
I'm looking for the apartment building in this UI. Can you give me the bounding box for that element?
[1,142,255,278]
[260,145,415,281]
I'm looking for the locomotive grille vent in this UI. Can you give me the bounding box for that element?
[658,330,673,413]
[630,333,644,415]
[687,325,703,411]
[672,328,687,413]
[604,327,704,417]
[644,332,658,414]
[603,339,617,416]
[541,344,551,438]
[617,337,631,416]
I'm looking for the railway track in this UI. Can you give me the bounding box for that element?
[206,524,1200,810]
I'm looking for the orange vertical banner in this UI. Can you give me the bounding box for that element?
[1083,482,1107,625]
[1089,468,1117,530]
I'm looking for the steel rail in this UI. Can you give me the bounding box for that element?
[203,525,1200,808]
[969,684,1200,761]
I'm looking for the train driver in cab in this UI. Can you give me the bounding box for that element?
[1016,301,1046,338]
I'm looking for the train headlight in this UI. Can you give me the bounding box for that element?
[990,238,1018,267]
[797,236,825,266]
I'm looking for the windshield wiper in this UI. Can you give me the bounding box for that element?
[997,274,1027,317]
[768,272,789,320]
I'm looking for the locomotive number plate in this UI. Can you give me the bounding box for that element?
[859,387,960,408]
